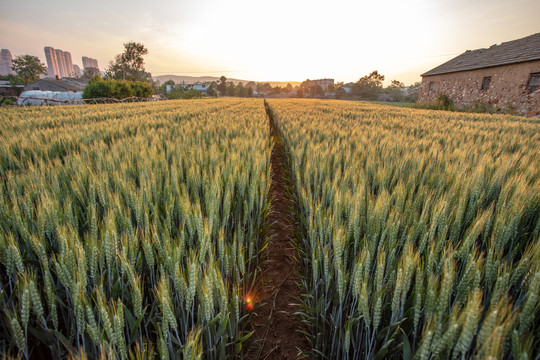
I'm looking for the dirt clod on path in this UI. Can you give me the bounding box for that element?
[245,103,310,359]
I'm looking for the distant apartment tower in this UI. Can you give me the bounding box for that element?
[44,47,59,77]
[0,49,14,75]
[82,56,99,71]
[44,46,75,78]
[73,64,81,77]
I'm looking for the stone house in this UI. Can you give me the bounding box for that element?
[418,33,540,116]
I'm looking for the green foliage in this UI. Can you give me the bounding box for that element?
[335,87,347,99]
[82,67,100,80]
[352,70,385,99]
[435,93,454,110]
[385,80,405,102]
[110,80,133,99]
[218,75,227,95]
[82,79,152,99]
[131,81,153,98]
[167,88,203,99]
[106,42,151,81]
[82,80,112,98]
[405,81,421,103]
[11,55,47,84]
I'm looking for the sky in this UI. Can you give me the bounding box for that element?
[1,0,539,85]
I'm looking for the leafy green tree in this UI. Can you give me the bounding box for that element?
[386,80,405,102]
[352,70,385,99]
[405,81,421,102]
[106,42,151,81]
[0,74,24,85]
[310,85,324,98]
[326,83,336,92]
[207,81,218,97]
[167,88,202,99]
[157,79,175,95]
[336,87,347,99]
[11,55,47,84]
[82,79,149,99]
[132,81,153,98]
[218,75,227,95]
[83,80,112,98]
[82,67,101,80]
[226,82,236,96]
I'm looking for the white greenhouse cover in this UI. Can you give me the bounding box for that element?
[18,91,84,106]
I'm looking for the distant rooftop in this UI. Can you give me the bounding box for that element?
[422,33,540,77]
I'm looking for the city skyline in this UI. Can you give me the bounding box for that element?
[1,0,539,85]
[82,56,99,71]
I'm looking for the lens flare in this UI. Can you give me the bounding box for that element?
[245,295,254,311]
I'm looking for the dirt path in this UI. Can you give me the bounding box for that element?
[245,103,309,359]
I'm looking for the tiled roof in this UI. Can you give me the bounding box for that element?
[422,33,540,77]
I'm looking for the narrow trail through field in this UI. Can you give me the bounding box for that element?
[245,102,309,359]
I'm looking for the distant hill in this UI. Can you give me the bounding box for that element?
[153,75,300,88]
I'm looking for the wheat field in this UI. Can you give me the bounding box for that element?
[0,99,271,359]
[0,98,539,359]
[266,99,539,359]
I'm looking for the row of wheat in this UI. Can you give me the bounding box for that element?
[267,99,540,359]
[0,99,271,359]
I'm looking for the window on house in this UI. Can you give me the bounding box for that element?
[527,73,540,92]
[429,82,434,91]
[481,76,491,90]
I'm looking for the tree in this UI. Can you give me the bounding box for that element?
[352,70,385,99]
[327,83,336,93]
[207,81,218,97]
[310,85,324,98]
[336,87,347,99]
[226,82,236,96]
[405,81,421,102]
[106,42,151,81]
[218,75,227,95]
[285,83,293,93]
[131,81,153,98]
[386,80,405,102]
[261,83,272,93]
[11,55,47,84]
[82,67,101,80]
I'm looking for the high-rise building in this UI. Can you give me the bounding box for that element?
[63,51,74,77]
[44,47,75,78]
[44,47,59,77]
[0,49,13,75]
[55,49,67,77]
[73,64,81,77]
[82,56,99,71]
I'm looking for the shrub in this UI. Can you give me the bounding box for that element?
[82,80,112,98]
[131,81,153,98]
[83,79,153,100]
[435,93,454,110]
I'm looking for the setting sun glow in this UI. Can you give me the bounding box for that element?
[2,0,539,84]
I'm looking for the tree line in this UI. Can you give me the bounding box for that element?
[3,43,420,102]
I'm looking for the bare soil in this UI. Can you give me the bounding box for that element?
[244,105,310,359]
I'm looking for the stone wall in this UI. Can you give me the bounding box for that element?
[418,60,540,117]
